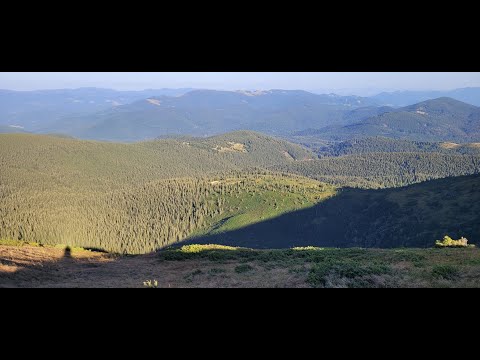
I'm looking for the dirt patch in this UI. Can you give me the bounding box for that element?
[392,261,413,270]
[213,142,247,153]
[440,142,460,149]
[147,99,162,106]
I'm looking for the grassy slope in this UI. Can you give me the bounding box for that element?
[2,243,480,288]
[196,175,335,236]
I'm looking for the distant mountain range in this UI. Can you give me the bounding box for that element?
[33,90,378,141]
[1,87,479,143]
[0,125,27,133]
[371,87,480,107]
[0,87,194,130]
[296,97,480,142]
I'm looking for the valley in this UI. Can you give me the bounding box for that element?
[1,131,479,255]
[1,82,479,288]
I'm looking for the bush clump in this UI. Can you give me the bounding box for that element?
[308,261,391,287]
[431,265,459,280]
[435,236,473,248]
[235,264,254,273]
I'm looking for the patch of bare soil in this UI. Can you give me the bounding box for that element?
[0,246,309,288]
[213,142,247,153]
[440,142,460,149]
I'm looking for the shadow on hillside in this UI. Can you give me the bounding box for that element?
[181,175,480,249]
[0,246,105,288]
[1,175,479,287]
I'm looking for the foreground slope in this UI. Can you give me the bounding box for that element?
[2,244,480,288]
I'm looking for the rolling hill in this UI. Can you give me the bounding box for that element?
[0,131,314,188]
[300,98,480,142]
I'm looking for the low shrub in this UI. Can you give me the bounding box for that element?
[308,260,391,287]
[235,264,254,273]
[143,280,158,288]
[180,244,239,253]
[209,268,226,274]
[431,265,459,280]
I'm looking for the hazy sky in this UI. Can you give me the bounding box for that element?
[1,72,479,95]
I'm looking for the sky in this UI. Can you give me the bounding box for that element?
[1,72,479,95]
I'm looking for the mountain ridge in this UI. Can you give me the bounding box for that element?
[296,97,480,142]
[41,90,377,141]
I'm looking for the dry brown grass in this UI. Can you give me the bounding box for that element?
[0,245,310,288]
[3,245,480,288]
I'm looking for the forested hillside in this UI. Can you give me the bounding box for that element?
[309,137,480,157]
[0,132,322,253]
[271,153,480,188]
[2,131,478,253]
[187,175,480,249]
[0,131,314,189]
[0,171,333,254]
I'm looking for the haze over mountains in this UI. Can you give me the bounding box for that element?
[371,87,480,107]
[0,87,193,132]
[299,97,480,142]
[1,87,480,143]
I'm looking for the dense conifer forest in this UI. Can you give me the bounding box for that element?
[1,131,479,254]
[272,152,480,188]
